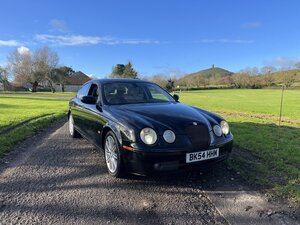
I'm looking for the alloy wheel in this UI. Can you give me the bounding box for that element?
[105,135,118,173]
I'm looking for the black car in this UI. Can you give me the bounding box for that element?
[68,79,233,177]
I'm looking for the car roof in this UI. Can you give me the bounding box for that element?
[85,78,153,85]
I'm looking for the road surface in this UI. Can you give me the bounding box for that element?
[0,120,298,225]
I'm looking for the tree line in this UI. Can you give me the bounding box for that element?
[148,66,300,91]
[1,47,300,92]
[0,46,74,92]
[106,63,300,91]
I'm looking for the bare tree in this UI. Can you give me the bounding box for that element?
[7,48,33,88]
[0,66,10,91]
[194,76,205,87]
[261,66,277,75]
[231,73,251,88]
[8,46,59,92]
[240,67,259,76]
[33,47,59,92]
[282,72,297,88]
[150,74,167,88]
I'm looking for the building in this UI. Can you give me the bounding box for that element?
[54,71,92,92]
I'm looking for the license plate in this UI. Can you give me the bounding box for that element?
[186,148,219,163]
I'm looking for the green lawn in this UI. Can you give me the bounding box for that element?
[177,89,300,203]
[0,91,76,97]
[0,94,69,155]
[178,89,300,121]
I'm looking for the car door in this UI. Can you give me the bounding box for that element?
[71,82,92,136]
[84,83,108,147]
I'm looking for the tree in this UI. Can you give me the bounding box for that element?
[194,76,205,88]
[0,66,10,91]
[33,47,59,92]
[240,67,259,76]
[150,74,167,88]
[7,48,33,88]
[110,64,125,78]
[54,66,75,92]
[165,78,175,91]
[123,62,138,78]
[261,66,277,75]
[282,72,296,88]
[109,62,138,78]
[231,73,251,88]
[8,46,59,92]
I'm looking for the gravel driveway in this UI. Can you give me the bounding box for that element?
[0,120,298,225]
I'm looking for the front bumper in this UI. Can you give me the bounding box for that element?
[122,138,233,175]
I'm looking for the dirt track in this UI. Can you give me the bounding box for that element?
[0,120,298,225]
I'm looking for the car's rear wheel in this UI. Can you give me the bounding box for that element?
[104,131,126,177]
[69,114,80,138]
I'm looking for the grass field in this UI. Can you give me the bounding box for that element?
[0,94,70,155]
[178,89,300,202]
[0,89,299,202]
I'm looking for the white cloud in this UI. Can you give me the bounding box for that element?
[142,67,186,80]
[264,56,300,68]
[241,22,262,29]
[49,19,68,33]
[0,39,21,47]
[197,39,254,44]
[35,34,159,46]
[17,46,31,55]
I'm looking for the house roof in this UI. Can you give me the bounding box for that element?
[67,71,91,85]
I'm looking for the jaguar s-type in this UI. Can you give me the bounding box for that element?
[68,79,233,177]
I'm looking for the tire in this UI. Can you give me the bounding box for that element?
[68,114,81,138]
[104,131,126,178]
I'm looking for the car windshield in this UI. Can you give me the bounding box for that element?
[103,82,175,105]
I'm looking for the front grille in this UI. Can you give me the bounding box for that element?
[185,123,210,149]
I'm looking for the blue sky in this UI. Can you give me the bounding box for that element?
[0,0,300,78]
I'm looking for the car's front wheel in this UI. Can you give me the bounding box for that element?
[104,131,126,177]
[68,114,80,138]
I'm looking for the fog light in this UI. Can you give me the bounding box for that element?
[213,125,222,137]
[163,130,176,143]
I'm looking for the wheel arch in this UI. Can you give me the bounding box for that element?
[101,122,123,150]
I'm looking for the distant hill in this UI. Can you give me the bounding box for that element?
[178,66,233,83]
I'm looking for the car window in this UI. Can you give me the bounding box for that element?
[147,84,171,102]
[103,82,175,105]
[77,83,91,99]
[88,83,99,98]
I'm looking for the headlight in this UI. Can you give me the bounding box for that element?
[213,125,222,137]
[163,130,176,143]
[221,121,230,135]
[140,128,157,145]
[117,124,135,141]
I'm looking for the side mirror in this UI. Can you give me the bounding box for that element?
[173,94,179,102]
[81,96,97,104]
[96,104,103,112]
